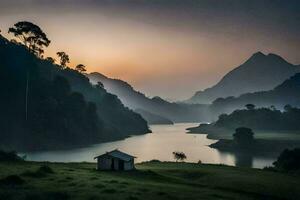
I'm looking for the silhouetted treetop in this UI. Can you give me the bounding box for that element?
[233,127,254,145]
[96,81,104,89]
[57,51,70,68]
[45,57,56,64]
[75,64,86,73]
[8,21,50,57]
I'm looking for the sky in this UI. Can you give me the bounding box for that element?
[0,0,300,100]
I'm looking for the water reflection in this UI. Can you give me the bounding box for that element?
[22,123,275,168]
[218,150,276,168]
[235,153,253,167]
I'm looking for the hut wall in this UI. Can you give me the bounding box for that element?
[97,156,112,170]
[124,159,134,170]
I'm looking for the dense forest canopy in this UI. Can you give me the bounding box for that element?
[193,105,300,133]
[0,22,150,151]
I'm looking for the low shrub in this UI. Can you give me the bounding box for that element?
[149,159,161,163]
[25,191,70,200]
[0,150,23,162]
[127,196,139,200]
[102,189,116,193]
[38,165,54,174]
[22,165,54,178]
[0,175,25,186]
[22,170,46,178]
[94,183,105,189]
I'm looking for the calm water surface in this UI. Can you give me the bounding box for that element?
[23,123,276,168]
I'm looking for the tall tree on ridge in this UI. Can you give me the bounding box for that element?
[75,64,86,73]
[8,21,50,57]
[9,21,50,120]
[57,51,70,68]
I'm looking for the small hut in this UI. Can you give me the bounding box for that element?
[94,149,136,171]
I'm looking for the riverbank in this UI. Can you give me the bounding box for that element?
[209,139,300,154]
[0,161,300,200]
[187,124,300,141]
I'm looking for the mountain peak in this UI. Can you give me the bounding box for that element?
[186,52,299,104]
[248,51,266,61]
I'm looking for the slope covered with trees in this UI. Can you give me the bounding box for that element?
[189,105,300,135]
[135,109,173,125]
[88,72,209,122]
[0,22,150,151]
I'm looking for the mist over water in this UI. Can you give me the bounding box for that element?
[22,123,276,168]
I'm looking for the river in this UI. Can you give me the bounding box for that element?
[23,123,276,168]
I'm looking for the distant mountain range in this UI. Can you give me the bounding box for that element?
[210,72,300,118]
[186,52,300,104]
[87,73,209,123]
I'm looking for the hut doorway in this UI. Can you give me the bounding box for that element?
[111,158,115,170]
[118,160,125,170]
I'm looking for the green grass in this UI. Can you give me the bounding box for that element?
[0,161,299,200]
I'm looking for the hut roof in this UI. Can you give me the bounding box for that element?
[94,149,136,162]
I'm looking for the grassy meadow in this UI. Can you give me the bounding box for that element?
[0,161,300,200]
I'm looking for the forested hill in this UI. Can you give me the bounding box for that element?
[0,35,150,151]
[188,105,300,136]
[88,72,209,122]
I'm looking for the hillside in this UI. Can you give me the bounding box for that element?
[135,109,173,125]
[186,52,300,104]
[0,161,299,200]
[209,73,300,118]
[87,72,209,122]
[0,35,150,151]
[189,105,300,135]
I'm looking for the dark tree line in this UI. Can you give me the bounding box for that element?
[214,105,300,131]
[273,148,300,171]
[0,21,149,151]
[0,36,101,150]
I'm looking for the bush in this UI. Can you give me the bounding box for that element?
[273,148,300,171]
[25,191,70,200]
[22,170,46,178]
[172,151,187,162]
[102,189,117,193]
[0,175,25,186]
[149,159,161,163]
[22,165,54,178]
[38,165,54,174]
[0,150,23,162]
